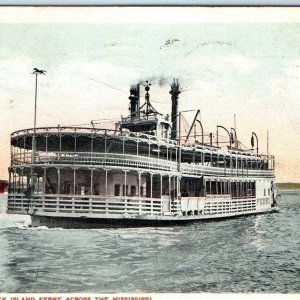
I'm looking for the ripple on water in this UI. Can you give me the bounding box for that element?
[0,193,300,292]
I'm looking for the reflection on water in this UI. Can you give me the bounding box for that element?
[245,215,268,251]
[0,193,299,293]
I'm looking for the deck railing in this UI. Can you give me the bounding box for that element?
[7,193,265,218]
[203,198,257,215]
[11,151,274,178]
[7,194,181,216]
[11,152,178,172]
[11,126,177,146]
[180,163,274,178]
[11,126,119,138]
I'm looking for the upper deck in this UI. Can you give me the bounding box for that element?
[10,125,275,179]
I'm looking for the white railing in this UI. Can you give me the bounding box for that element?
[7,194,271,218]
[12,152,177,172]
[7,194,182,216]
[11,126,177,147]
[11,152,274,178]
[11,126,119,138]
[203,198,257,215]
[180,163,274,178]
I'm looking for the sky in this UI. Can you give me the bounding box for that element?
[0,7,300,182]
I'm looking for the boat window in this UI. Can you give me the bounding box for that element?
[131,185,136,196]
[114,184,121,196]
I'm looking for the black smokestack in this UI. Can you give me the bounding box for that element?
[129,84,140,119]
[169,79,181,140]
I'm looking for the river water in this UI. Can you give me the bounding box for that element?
[0,192,299,293]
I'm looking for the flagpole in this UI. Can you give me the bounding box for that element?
[30,68,46,194]
[32,72,38,164]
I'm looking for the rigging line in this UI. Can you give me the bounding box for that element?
[67,123,92,127]
[181,115,190,134]
[92,118,119,121]
[182,119,188,135]
[239,142,248,150]
[66,70,128,95]
[64,120,119,127]
[92,120,119,123]
[88,77,128,94]
[66,118,121,127]
[63,123,92,127]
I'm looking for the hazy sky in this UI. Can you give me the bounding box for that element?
[0,7,300,182]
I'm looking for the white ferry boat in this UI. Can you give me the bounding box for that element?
[7,80,278,228]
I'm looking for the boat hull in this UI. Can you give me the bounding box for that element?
[30,208,279,229]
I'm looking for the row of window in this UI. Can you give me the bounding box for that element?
[114,184,144,197]
[257,198,270,205]
[205,181,256,198]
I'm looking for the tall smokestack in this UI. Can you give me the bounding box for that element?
[169,79,181,140]
[129,84,140,119]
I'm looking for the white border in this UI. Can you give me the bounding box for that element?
[1,6,300,23]
[0,0,300,5]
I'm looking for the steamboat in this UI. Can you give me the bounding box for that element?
[7,79,278,228]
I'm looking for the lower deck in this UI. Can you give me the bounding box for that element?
[7,166,276,227]
[7,192,276,226]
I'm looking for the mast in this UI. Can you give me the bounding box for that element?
[139,81,159,119]
[31,68,46,164]
[30,68,46,194]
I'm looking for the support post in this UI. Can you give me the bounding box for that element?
[57,168,60,195]
[90,169,93,196]
[138,172,141,197]
[169,175,171,198]
[104,132,107,154]
[105,169,108,198]
[150,173,153,199]
[43,168,46,194]
[160,174,163,198]
[176,176,179,200]
[21,168,24,194]
[124,170,127,197]
[73,168,76,195]
[37,176,39,194]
